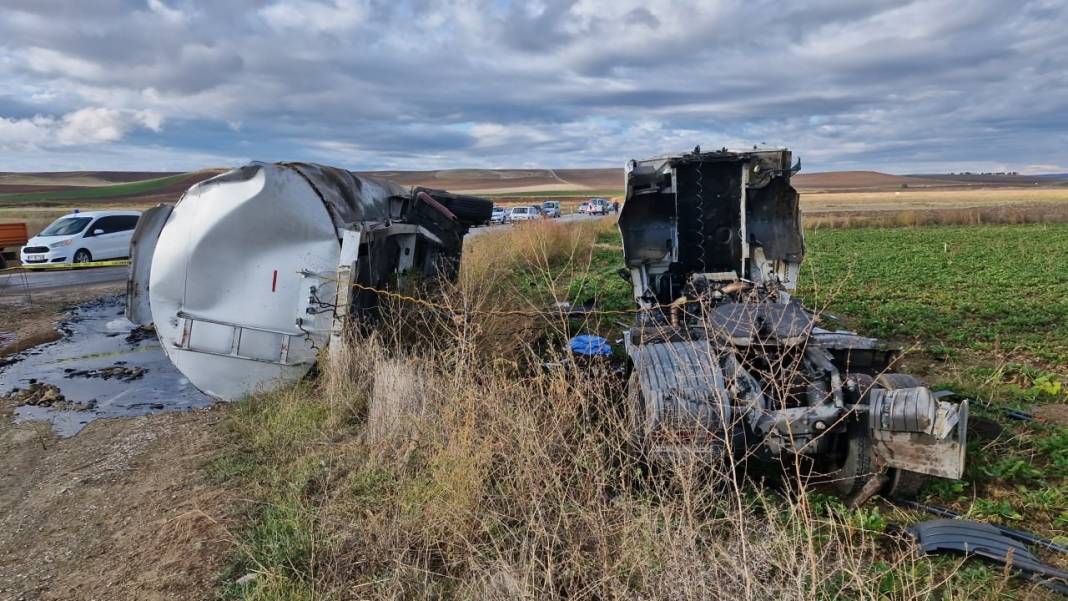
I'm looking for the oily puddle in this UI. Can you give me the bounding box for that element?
[1,296,213,436]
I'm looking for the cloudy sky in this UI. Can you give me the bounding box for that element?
[1,0,1066,173]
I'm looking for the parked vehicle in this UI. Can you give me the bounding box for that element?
[508,206,541,222]
[541,200,561,218]
[490,206,508,224]
[588,197,610,215]
[0,222,28,269]
[21,210,141,265]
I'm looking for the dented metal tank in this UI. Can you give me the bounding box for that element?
[127,162,490,400]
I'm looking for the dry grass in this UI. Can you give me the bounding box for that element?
[225,337,950,600]
[801,186,1068,212]
[213,217,1040,600]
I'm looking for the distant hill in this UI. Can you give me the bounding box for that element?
[791,171,955,191]
[357,168,622,194]
[3,167,1066,207]
[0,171,221,207]
[910,173,1068,186]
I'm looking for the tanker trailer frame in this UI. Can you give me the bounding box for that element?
[619,147,967,501]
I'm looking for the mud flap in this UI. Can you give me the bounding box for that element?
[870,387,968,479]
[125,204,174,325]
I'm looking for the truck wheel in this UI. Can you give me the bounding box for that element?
[439,196,493,227]
[885,469,926,499]
[833,418,876,497]
[73,249,93,263]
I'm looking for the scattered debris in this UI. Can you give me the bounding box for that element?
[3,382,95,411]
[124,325,156,344]
[64,364,146,382]
[896,499,1068,554]
[908,519,1068,594]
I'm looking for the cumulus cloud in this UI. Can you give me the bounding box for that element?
[259,0,368,33]
[147,0,189,24]
[0,108,163,150]
[0,0,1065,171]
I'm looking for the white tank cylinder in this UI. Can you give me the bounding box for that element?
[149,164,342,400]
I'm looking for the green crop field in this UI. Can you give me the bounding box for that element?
[0,173,195,206]
[800,224,1068,369]
[798,225,1068,546]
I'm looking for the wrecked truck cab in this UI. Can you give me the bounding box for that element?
[620,147,967,501]
[127,162,490,401]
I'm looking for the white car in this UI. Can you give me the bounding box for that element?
[490,206,508,224]
[21,210,141,265]
[508,206,542,222]
[541,200,561,218]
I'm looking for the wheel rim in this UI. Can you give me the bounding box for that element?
[74,252,89,263]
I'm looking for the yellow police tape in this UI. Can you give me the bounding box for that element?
[0,259,130,273]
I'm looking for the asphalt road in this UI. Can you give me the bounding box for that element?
[467,212,596,237]
[0,214,605,297]
[0,266,128,296]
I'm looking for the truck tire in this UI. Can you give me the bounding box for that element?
[833,417,876,497]
[439,196,493,227]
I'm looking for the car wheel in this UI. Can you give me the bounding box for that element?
[73,249,92,263]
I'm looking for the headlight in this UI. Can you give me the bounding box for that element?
[49,239,73,248]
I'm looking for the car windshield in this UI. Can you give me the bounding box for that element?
[39,216,91,236]
[513,208,527,214]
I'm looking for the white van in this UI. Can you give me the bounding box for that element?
[508,206,542,222]
[21,210,141,265]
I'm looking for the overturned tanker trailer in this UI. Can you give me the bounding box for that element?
[620,147,968,500]
[126,162,491,400]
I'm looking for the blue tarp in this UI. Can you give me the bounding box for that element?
[569,334,612,357]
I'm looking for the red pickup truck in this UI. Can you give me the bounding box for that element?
[0,222,29,269]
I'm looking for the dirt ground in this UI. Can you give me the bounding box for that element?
[0,289,233,600]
